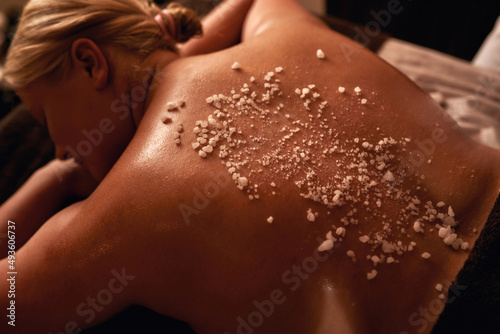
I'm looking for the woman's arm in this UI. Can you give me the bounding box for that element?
[0,200,137,333]
[178,0,254,56]
[241,0,324,41]
[0,159,97,258]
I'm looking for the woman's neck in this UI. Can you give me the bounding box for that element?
[137,50,180,125]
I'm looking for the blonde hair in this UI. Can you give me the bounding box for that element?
[1,0,202,89]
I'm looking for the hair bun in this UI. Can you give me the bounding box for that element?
[165,2,202,43]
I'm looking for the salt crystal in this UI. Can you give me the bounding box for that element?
[202,145,213,153]
[231,62,241,70]
[386,257,395,264]
[335,227,346,237]
[383,170,395,182]
[359,235,370,243]
[237,177,249,187]
[316,49,325,59]
[448,206,455,217]
[421,252,431,259]
[318,239,334,252]
[367,270,377,280]
[307,210,316,222]
[198,150,207,158]
[361,98,367,104]
[346,250,355,258]
[443,233,457,245]
[413,220,424,233]
[435,283,443,292]
[354,86,361,95]
[338,86,345,93]
[267,216,274,224]
[437,201,445,207]
[275,67,283,73]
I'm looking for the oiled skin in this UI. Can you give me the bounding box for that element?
[2,3,500,334]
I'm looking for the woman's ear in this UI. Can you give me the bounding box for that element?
[70,38,109,90]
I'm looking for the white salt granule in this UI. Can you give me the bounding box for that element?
[346,250,355,258]
[435,283,443,292]
[413,220,424,233]
[231,62,241,70]
[198,150,207,158]
[318,239,334,252]
[437,201,445,207]
[316,49,325,59]
[335,227,346,237]
[307,210,316,222]
[448,206,455,217]
[267,216,274,224]
[237,177,249,187]
[354,86,361,95]
[367,270,377,280]
[359,235,370,243]
[361,98,367,104]
[202,145,213,153]
[421,252,431,259]
[383,170,395,182]
[338,86,345,93]
[386,257,395,264]
[275,67,283,73]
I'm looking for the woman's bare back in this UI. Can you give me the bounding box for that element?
[3,4,499,334]
[102,18,500,333]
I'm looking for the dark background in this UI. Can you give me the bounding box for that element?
[326,0,500,61]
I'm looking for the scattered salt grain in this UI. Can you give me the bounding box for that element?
[318,239,334,252]
[275,67,283,73]
[413,220,424,233]
[354,86,361,95]
[338,86,345,93]
[237,177,249,187]
[231,62,241,70]
[316,49,325,59]
[361,98,367,104]
[421,252,431,259]
[307,209,316,222]
[436,201,445,207]
[448,206,455,217]
[383,170,395,182]
[198,150,207,158]
[435,283,443,292]
[346,250,355,258]
[267,216,274,224]
[367,270,377,280]
[386,257,395,264]
[359,235,370,243]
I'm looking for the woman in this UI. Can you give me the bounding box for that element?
[1,0,500,333]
